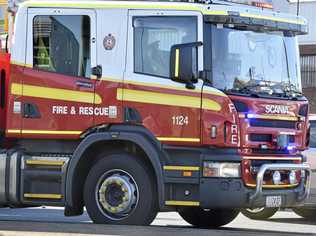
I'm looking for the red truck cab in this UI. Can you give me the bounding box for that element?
[0,0,311,228]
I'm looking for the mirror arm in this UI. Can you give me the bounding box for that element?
[185,81,196,90]
[91,65,102,79]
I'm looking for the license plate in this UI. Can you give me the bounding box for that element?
[266,196,282,208]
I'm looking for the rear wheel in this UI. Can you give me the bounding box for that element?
[84,152,158,225]
[293,208,316,220]
[241,208,278,220]
[178,207,239,228]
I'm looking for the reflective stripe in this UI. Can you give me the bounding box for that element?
[11,60,32,68]
[26,160,65,166]
[24,193,63,199]
[11,83,102,105]
[157,137,200,142]
[7,129,82,135]
[6,129,21,134]
[165,200,200,206]
[117,88,221,111]
[104,77,227,97]
[174,48,180,78]
[164,166,200,171]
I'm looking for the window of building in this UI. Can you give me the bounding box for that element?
[134,16,197,78]
[33,15,91,78]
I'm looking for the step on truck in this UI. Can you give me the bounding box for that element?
[0,0,312,228]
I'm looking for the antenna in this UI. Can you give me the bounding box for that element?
[297,0,300,16]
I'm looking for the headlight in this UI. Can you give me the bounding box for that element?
[272,171,281,185]
[289,170,297,185]
[203,162,240,178]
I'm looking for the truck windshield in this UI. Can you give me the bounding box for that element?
[211,25,302,98]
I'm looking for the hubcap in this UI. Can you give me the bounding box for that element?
[96,170,139,220]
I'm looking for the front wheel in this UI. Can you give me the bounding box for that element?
[293,208,316,220]
[241,208,278,220]
[178,207,239,228]
[84,152,158,225]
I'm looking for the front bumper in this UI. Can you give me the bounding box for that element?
[200,163,311,209]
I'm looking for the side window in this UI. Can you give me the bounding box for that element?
[134,16,197,78]
[310,121,316,148]
[33,15,91,78]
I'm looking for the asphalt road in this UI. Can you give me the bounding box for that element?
[0,207,315,236]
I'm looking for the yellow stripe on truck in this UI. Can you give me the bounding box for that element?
[157,137,200,142]
[165,200,200,206]
[24,193,63,199]
[6,129,82,135]
[174,48,180,78]
[163,166,200,171]
[117,88,221,111]
[11,83,102,104]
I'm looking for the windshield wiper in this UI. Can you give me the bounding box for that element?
[225,79,269,97]
[274,82,303,99]
[228,78,303,100]
[283,39,291,84]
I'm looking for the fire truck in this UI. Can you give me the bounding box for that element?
[0,0,312,228]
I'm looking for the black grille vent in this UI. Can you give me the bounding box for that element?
[249,134,272,142]
[250,134,295,143]
[249,119,296,129]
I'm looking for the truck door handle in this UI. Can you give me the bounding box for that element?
[23,103,41,118]
[76,80,93,89]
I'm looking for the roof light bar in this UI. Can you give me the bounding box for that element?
[222,0,273,9]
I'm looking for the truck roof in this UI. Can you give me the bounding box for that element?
[21,0,306,26]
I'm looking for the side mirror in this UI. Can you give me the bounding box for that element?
[91,65,102,79]
[170,42,202,89]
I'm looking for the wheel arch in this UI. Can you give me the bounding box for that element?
[65,125,167,216]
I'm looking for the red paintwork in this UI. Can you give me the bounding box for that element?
[3,65,309,155]
[201,90,239,148]
[232,95,309,155]
[6,66,124,139]
[0,52,10,133]
[122,82,202,145]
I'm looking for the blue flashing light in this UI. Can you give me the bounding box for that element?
[246,113,256,119]
[287,146,295,151]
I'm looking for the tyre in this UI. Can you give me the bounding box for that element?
[178,207,239,228]
[84,152,158,225]
[293,208,316,220]
[241,208,278,220]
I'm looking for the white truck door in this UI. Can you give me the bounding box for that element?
[124,10,204,144]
